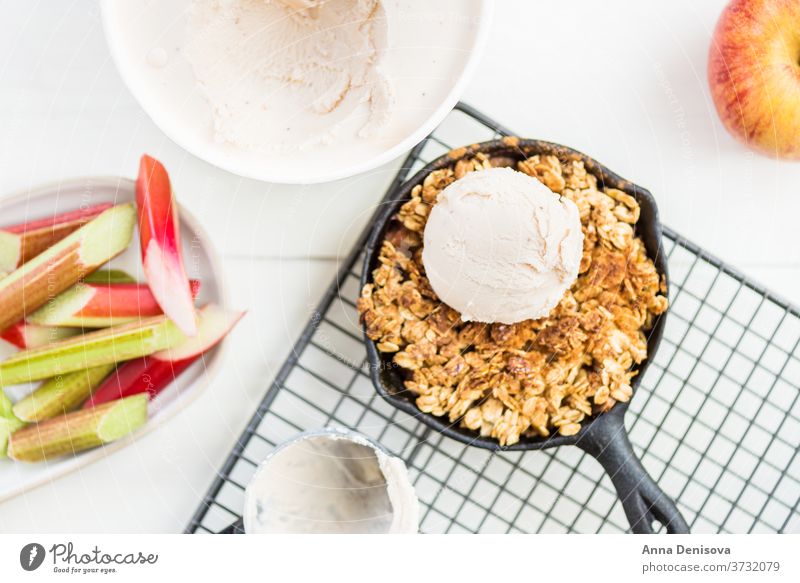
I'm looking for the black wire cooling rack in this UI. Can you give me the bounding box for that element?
[187,103,800,534]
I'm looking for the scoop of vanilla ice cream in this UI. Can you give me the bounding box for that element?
[422,167,583,324]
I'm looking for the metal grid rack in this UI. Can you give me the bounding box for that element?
[187,104,800,534]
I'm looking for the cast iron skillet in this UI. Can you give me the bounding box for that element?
[361,137,690,534]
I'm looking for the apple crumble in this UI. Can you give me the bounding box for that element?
[358,149,668,446]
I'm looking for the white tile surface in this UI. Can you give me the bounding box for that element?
[0,0,797,532]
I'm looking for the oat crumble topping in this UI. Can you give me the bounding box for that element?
[357,152,668,446]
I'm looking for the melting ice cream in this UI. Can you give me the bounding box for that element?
[243,431,419,533]
[184,0,393,151]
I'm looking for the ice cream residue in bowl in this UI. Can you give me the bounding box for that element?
[184,0,393,152]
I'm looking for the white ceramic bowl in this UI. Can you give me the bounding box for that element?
[101,0,493,184]
[0,177,228,502]
[243,428,419,534]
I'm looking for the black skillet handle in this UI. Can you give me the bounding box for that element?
[576,406,689,534]
[219,517,245,534]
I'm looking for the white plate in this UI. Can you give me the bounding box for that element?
[101,0,493,184]
[0,177,228,502]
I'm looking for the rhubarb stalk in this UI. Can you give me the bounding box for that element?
[1,269,140,346]
[0,315,186,386]
[136,155,197,335]
[0,392,24,457]
[85,304,243,407]
[1,416,25,458]
[1,322,81,349]
[27,280,200,328]
[1,390,13,418]
[0,203,114,273]
[0,204,136,333]
[82,269,136,285]
[7,394,147,462]
[13,364,116,422]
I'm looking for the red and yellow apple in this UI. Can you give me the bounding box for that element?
[708,0,800,158]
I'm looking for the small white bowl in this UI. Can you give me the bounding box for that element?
[101,0,493,184]
[243,428,419,534]
[0,177,228,502]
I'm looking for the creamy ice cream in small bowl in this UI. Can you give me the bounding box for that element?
[242,428,419,533]
[358,138,689,533]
